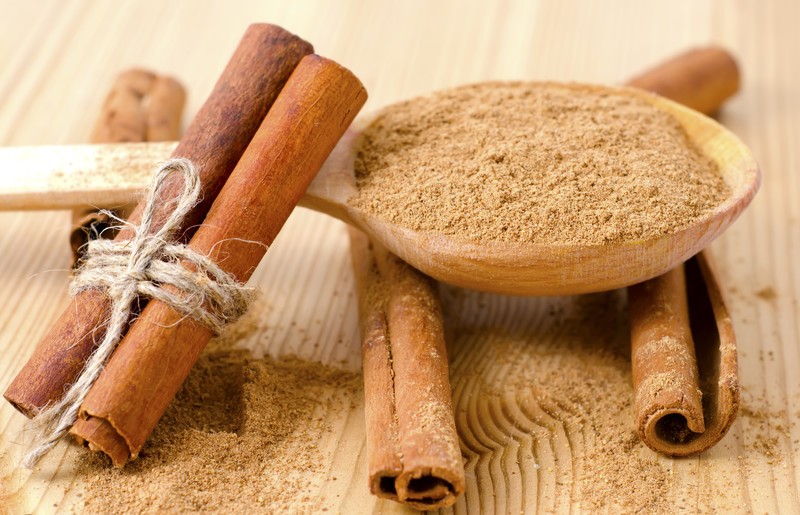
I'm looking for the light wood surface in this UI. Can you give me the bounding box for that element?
[0,1,798,513]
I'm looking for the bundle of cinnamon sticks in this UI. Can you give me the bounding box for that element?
[6,23,366,467]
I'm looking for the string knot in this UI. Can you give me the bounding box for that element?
[23,158,252,468]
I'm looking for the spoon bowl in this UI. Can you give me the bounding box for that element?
[303,85,760,295]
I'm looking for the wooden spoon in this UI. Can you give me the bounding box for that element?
[0,84,759,296]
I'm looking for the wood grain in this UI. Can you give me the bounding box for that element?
[0,0,798,513]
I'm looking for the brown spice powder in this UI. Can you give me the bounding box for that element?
[353,82,729,245]
[78,312,360,514]
[443,288,671,512]
[71,288,786,513]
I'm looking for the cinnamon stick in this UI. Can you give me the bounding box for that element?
[71,69,187,264]
[627,47,740,115]
[626,47,740,455]
[629,254,738,455]
[90,69,154,143]
[349,229,464,509]
[70,54,367,466]
[70,210,116,263]
[144,76,187,141]
[5,23,313,418]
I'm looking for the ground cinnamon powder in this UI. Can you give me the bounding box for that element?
[443,288,672,511]
[353,82,729,245]
[78,307,360,513]
[72,289,786,512]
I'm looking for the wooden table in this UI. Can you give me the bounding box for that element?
[1,1,798,512]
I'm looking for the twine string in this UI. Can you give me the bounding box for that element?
[23,158,252,468]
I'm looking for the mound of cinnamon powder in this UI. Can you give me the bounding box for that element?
[78,308,361,513]
[353,82,729,245]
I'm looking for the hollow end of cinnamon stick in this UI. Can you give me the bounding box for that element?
[71,416,132,467]
[70,210,115,263]
[5,398,32,419]
[630,252,739,456]
[70,205,135,266]
[371,471,400,498]
[638,407,704,451]
[349,229,465,509]
[372,467,461,509]
[371,457,463,509]
[396,467,463,510]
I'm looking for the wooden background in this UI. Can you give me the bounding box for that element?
[0,0,798,513]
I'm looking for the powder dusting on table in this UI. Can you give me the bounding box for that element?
[78,309,360,514]
[353,82,729,245]
[443,288,672,512]
[72,287,789,512]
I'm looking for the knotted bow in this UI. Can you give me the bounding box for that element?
[24,159,251,468]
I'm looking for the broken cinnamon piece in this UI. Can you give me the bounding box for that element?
[348,228,464,510]
[90,69,155,143]
[144,76,187,141]
[71,69,186,264]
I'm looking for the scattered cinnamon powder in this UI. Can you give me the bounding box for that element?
[756,286,776,300]
[77,309,360,513]
[353,82,729,245]
[739,400,790,466]
[70,287,789,512]
[443,288,671,512]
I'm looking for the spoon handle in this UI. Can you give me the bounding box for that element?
[0,141,173,211]
[297,128,361,225]
[0,133,357,222]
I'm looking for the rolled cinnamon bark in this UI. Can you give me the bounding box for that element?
[89,69,155,143]
[627,47,740,115]
[70,55,367,466]
[629,254,738,455]
[71,70,187,264]
[630,264,703,448]
[144,76,186,142]
[70,210,116,263]
[626,47,741,455]
[349,229,464,510]
[5,23,313,418]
